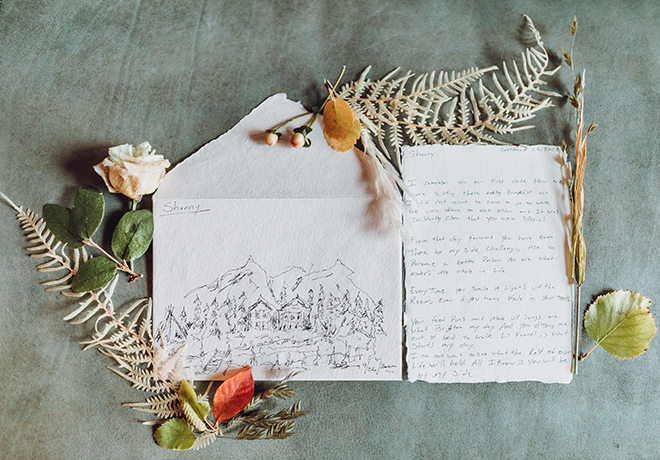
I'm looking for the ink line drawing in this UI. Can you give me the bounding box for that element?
[155,257,389,377]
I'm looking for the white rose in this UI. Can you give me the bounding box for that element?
[93,142,170,200]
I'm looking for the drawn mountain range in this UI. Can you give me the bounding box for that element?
[156,257,386,376]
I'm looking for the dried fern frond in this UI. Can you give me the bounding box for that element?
[125,392,183,419]
[2,193,175,412]
[192,431,217,450]
[337,15,559,171]
[152,337,189,383]
[0,191,88,292]
[66,290,175,400]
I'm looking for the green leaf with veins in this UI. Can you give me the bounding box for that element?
[70,186,104,240]
[70,257,116,293]
[584,290,656,359]
[111,209,154,261]
[154,418,196,450]
[43,204,83,248]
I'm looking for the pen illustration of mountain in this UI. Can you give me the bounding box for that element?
[155,257,388,377]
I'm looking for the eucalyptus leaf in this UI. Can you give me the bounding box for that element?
[111,209,154,261]
[70,257,117,293]
[154,418,196,450]
[179,379,210,422]
[584,290,656,359]
[71,186,104,240]
[42,204,83,249]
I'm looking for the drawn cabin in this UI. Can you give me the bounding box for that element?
[280,295,311,331]
[248,297,279,331]
[246,294,311,332]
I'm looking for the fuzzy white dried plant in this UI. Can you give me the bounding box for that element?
[339,15,560,173]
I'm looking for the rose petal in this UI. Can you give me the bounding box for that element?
[97,143,170,199]
[93,159,120,194]
[135,142,153,157]
[108,144,134,162]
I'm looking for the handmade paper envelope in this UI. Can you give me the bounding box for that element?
[153,94,402,381]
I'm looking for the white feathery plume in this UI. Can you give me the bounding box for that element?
[152,334,190,383]
[358,127,407,235]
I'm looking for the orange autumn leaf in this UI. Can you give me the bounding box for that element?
[212,367,254,423]
[323,98,361,152]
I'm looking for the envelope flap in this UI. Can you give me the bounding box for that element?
[154,93,370,200]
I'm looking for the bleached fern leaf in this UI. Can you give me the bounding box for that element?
[337,15,559,171]
[125,391,182,418]
[192,432,217,451]
[0,191,87,293]
[84,298,173,395]
[3,193,177,427]
[153,339,189,383]
[107,365,170,392]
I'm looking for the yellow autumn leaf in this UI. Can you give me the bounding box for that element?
[323,98,361,152]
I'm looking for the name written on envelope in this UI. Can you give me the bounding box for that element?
[159,201,210,217]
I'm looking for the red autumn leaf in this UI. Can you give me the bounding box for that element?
[212,367,254,423]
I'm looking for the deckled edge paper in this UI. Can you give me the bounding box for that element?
[403,144,573,384]
[152,94,402,380]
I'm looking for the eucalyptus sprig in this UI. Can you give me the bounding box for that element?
[39,142,169,291]
[42,186,150,290]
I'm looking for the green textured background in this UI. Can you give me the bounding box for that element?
[1,1,659,459]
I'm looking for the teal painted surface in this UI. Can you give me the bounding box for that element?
[1,1,659,458]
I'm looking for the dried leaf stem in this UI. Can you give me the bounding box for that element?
[82,239,142,282]
[267,66,347,134]
[571,80,596,372]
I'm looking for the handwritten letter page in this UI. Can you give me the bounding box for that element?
[403,145,573,384]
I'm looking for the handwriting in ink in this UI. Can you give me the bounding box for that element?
[161,201,210,217]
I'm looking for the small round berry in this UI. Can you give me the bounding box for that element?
[291,132,305,148]
[265,132,278,146]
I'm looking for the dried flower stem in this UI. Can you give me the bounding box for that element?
[570,81,585,374]
[562,16,591,374]
[571,73,596,373]
[268,112,310,133]
[572,285,582,373]
[267,66,347,134]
